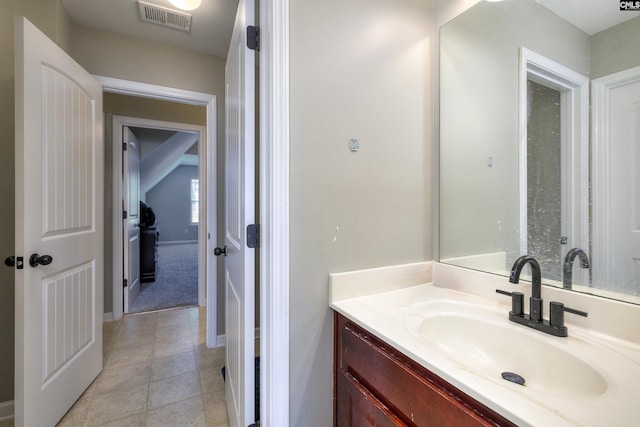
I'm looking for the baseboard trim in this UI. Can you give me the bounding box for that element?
[103,312,114,322]
[158,240,198,246]
[0,400,14,421]
[216,334,226,347]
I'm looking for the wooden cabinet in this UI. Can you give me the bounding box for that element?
[334,313,516,427]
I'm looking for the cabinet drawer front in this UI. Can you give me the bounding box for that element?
[337,370,407,427]
[337,315,513,427]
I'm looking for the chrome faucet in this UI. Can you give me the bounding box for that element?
[563,248,590,290]
[495,255,588,337]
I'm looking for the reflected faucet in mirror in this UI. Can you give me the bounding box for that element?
[440,0,640,305]
[563,248,590,290]
[497,255,588,337]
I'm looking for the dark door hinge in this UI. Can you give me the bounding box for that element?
[123,279,128,288]
[123,210,128,219]
[247,26,259,51]
[247,224,260,249]
[122,142,127,151]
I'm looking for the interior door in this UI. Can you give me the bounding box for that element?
[122,127,141,313]
[224,0,256,425]
[14,16,103,426]
[594,73,640,292]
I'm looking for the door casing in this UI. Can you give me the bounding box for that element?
[99,76,219,348]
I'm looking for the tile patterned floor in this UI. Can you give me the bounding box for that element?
[0,306,230,427]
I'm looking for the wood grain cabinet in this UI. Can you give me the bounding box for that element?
[334,313,517,427]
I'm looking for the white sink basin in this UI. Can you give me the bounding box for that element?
[405,300,608,398]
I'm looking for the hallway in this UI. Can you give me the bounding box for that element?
[5,307,230,426]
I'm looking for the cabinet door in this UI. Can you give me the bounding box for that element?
[337,370,406,427]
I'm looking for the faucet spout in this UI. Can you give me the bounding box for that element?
[563,248,590,290]
[509,255,542,299]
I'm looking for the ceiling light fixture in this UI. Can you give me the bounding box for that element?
[169,0,201,11]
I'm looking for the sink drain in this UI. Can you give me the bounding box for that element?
[501,371,525,386]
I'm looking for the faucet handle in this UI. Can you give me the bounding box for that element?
[496,289,524,316]
[549,301,588,329]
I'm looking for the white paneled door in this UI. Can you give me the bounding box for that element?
[14,17,103,426]
[123,127,141,313]
[593,68,640,293]
[224,0,256,425]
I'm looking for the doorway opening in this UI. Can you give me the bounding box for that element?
[101,76,220,348]
[121,122,203,314]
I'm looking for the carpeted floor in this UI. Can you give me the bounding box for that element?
[129,242,198,314]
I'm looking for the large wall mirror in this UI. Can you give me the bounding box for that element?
[440,0,640,304]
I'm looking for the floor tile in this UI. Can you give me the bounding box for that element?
[105,343,154,369]
[84,383,148,427]
[153,337,194,359]
[199,367,225,394]
[151,351,197,382]
[94,412,146,427]
[203,390,229,427]
[95,361,152,394]
[146,396,206,427]
[148,371,201,409]
[154,323,191,343]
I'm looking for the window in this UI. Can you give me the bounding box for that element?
[190,178,199,224]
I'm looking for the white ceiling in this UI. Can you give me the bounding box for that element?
[536,0,640,35]
[62,0,238,58]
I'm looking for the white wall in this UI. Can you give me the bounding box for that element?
[289,0,434,424]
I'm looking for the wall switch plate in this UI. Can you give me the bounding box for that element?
[349,139,359,152]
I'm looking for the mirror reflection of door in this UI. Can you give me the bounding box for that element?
[527,79,562,280]
[519,48,590,287]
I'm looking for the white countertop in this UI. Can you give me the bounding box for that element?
[330,262,640,427]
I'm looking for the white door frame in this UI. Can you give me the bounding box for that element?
[259,0,290,424]
[113,116,206,313]
[97,76,219,348]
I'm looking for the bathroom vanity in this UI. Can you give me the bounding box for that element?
[330,262,640,426]
[335,312,515,426]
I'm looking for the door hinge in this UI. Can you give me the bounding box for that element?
[123,279,128,288]
[247,26,259,51]
[247,224,260,249]
[123,210,128,219]
[122,142,127,151]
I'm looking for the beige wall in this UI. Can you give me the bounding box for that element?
[0,0,72,404]
[289,0,434,424]
[592,16,640,79]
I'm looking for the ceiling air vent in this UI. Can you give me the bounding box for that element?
[138,1,192,33]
